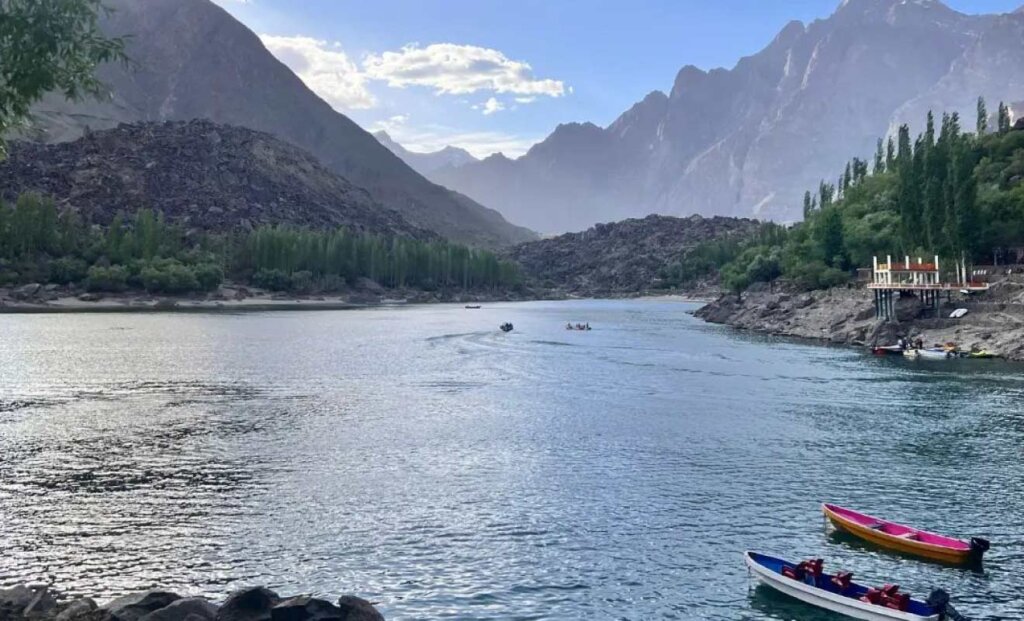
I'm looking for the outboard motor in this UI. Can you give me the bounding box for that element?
[969,537,990,560]
[926,589,968,621]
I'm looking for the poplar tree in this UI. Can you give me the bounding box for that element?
[873,138,885,174]
[976,96,988,136]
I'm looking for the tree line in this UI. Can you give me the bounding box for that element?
[0,194,520,294]
[663,98,1024,293]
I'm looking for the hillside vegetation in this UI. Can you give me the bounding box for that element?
[667,99,1024,293]
[0,195,520,295]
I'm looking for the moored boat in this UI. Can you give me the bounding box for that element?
[966,350,995,359]
[903,348,950,360]
[873,345,905,356]
[745,551,956,621]
[823,503,988,565]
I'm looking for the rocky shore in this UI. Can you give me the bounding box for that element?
[695,274,1024,361]
[0,585,384,621]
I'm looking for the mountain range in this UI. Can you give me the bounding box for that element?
[17,0,533,248]
[426,0,1024,233]
[372,132,478,176]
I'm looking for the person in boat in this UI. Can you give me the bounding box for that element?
[914,336,924,350]
[567,322,573,330]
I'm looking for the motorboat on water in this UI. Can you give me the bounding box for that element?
[745,551,963,621]
[499,322,513,332]
[823,503,988,565]
[873,345,905,356]
[903,348,950,360]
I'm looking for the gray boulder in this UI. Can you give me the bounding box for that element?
[104,591,182,621]
[270,596,341,621]
[23,587,57,616]
[215,588,279,621]
[56,598,98,621]
[0,585,35,612]
[12,283,41,300]
[336,597,383,621]
[139,598,218,621]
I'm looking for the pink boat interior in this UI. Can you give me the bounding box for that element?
[825,504,970,550]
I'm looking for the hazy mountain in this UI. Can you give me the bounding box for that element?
[1,120,429,239]
[373,131,478,176]
[432,0,1024,233]
[18,0,533,248]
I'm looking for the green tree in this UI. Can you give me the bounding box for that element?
[997,102,1011,134]
[0,0,126,157]
[873,138,885,174]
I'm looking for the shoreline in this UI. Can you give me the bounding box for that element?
[0,286,714,314]
[694,280,1024,362]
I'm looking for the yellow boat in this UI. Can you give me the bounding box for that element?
[822,503,988,565]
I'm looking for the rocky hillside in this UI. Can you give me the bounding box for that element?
[432,0,1024,233]
[509,214,759,295]
[17,0,533,248]
[373,131,477,176]
[0,120,428,238]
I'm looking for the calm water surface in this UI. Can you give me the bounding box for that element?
[1,300,1022,620]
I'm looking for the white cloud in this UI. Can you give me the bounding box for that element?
[514,96,537,104]
[363,43,565,97]
[259,35,376,110]
[474,97,505,115]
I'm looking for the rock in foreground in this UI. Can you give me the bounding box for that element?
[0,585,383,621]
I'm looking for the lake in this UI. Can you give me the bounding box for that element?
[1,299,1021,620]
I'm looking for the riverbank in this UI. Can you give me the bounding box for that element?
[695,274,1024,361]
[0,282,715,313]
[0,584,385,621]
[0,281,547,313]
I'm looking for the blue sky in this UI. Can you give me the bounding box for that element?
[214,0,1022,157]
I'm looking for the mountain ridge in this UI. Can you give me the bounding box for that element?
[0,120,430,238]
[372,131,478,176]
[431,0,1023,233]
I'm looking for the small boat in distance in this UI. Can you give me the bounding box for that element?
[823,503,988,565]
[873,345,904,356]
[565,322,592,331]
[499,322,513,332]
[903,349,950,360]
[465,305,481,309]
[744,551,957,621]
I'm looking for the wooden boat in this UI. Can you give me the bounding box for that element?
[745,552,952,620]
[873,345,905,356]
[823,503,988,565]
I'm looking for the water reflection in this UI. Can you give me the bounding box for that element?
[0,301,1021,620]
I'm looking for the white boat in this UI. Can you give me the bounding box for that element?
[949,308,969,319]
[903,349,950,360]
[745,552,948,621]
